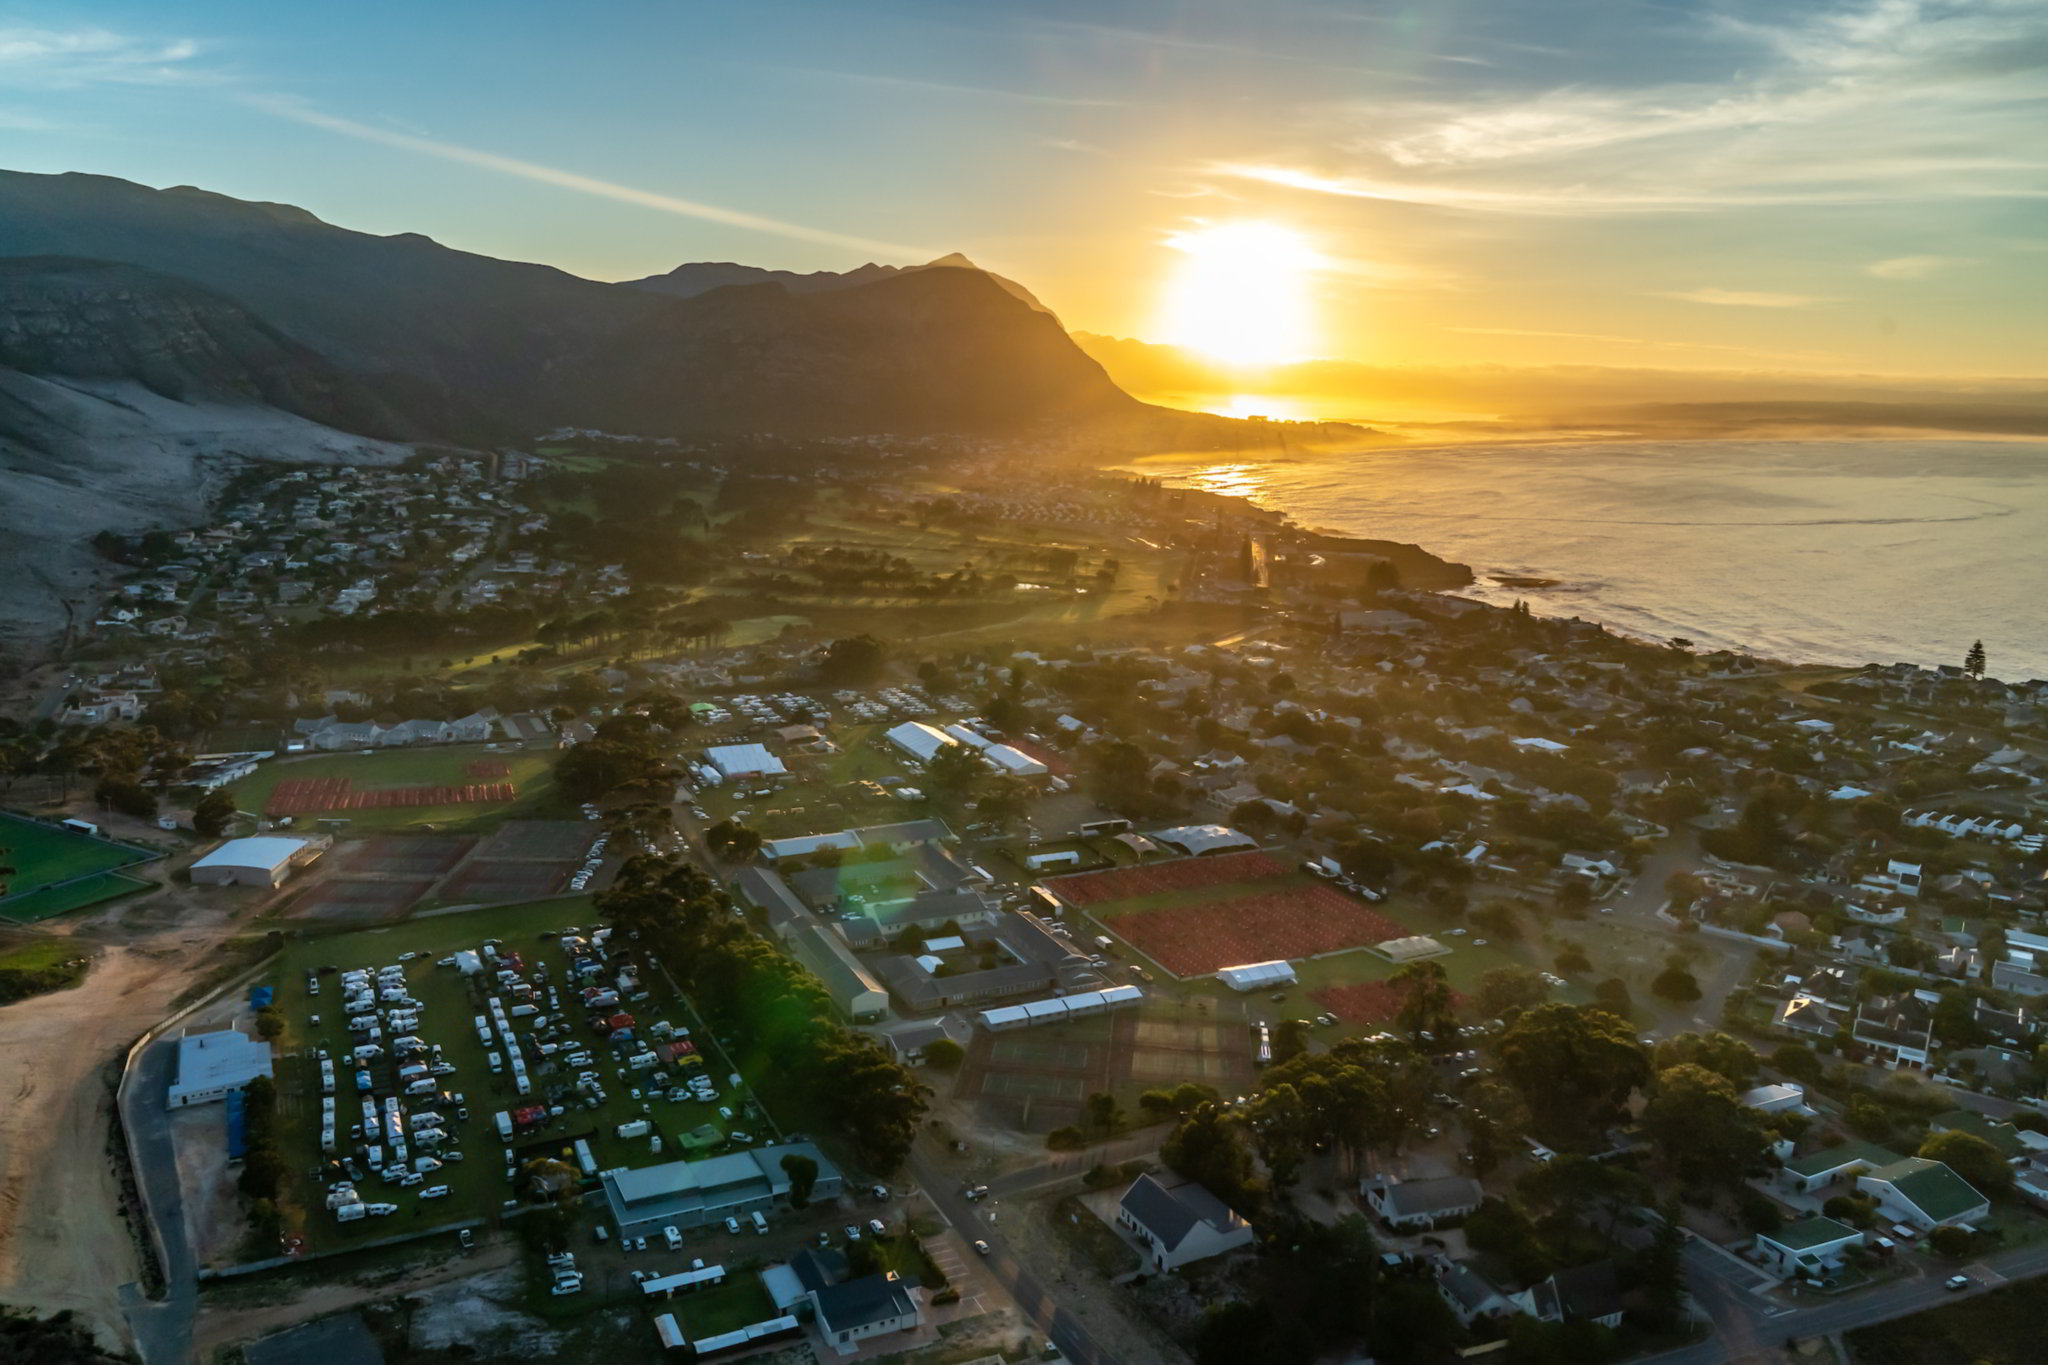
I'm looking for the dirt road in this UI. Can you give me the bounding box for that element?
[0,891,243,1353]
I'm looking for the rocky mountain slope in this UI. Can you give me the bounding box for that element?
[623,251,1054,315]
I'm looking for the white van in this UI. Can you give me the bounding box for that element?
[750,1210,768,1235]
[663,1226,683,1251]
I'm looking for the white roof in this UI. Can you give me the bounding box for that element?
[192,836,309,873]
[983,744,1048,776]
[1151,825,1258,856]
[884,721,957,762]
[922,935,966,953]
[169,1028,272,1098]
[705,743,787,778]
[1217,960,1297,989]
[1512,736,1570,752]
[977,985,1145,1029]
[942,723,993,750]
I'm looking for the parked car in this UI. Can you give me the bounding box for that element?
[1946,1275,1972,1292]
[973,1239,991,1256]
[723,1215,741,1234]
[418,1185,451,1200]
[457,1229,474,1249]
[845,1224,862,1241]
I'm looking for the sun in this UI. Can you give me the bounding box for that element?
[1160,222,1318,368]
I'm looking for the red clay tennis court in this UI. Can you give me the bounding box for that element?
[1046,850,1291,908]
[1107,884,1407,978]
[267,778,515,814]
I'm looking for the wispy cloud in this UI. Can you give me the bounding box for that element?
[247,95,938,261]
[1867,254,1970,280]
[1654,288,1835,308]
[0,25,210,87]
[1222,0,2048,216]
[763,65,1130,108]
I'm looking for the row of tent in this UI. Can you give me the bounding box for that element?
[978,984,1143,1031]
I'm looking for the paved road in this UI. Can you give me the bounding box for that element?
[121,1037,200,1365]
[1644,1237,2048,1364]
[910,1136,1134,1365]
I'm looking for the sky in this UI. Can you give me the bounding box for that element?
[2,0,2044,379]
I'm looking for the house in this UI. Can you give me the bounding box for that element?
[1740,1083,1816,1117]
[811,1272,922,1356]
[788,926,888,1023]
[1855,1157,1990,1230]
[1853,993,1935,1068]
[1115,1173,1255,1271]
[1363,1176,1484,1230]
[1520,1261,1625,1329]
[1779,1140,1903,1194]
[1756,1215,1864,1277]
[1436,1261,1516,1326]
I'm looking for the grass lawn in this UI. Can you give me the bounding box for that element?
[0,936,94,1002]
[230,745,563,834]
[0,813,158,923]
[672,1275,778,1338]
[260,895,776,1256]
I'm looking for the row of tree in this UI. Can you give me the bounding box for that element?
[595,857,928,1171]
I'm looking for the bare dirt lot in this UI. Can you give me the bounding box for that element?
[0,885,247,1351]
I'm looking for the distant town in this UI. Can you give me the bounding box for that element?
[3,432,2047,1365]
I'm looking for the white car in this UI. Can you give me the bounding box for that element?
[550,1276,584,1295]
[418,1185,451,1200]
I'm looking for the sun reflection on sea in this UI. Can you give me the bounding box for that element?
[1186,463,1271,500]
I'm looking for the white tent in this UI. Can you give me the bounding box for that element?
[1217,960,1297,992]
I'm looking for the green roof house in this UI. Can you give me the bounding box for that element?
[1779,1140,1902,1194]
[1855,1157,1990,1230]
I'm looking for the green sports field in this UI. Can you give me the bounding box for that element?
[0,813,157,923]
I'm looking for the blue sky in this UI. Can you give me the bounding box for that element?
[1,0,2042,374]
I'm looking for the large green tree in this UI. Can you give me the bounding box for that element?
[1917,1130,2013,1196]
[1640,1064,1772,1188]
[1496,1005,1651,1151]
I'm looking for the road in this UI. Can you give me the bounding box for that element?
[1645,1236,2048,1364]
[910,1134,1159,1365]
[121,1037,201,1365]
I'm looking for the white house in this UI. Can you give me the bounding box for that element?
[1855,1157,1990,1231]
[705,743,788,781]
[1115,1174,1255,1271]
[1364,1176,1483,1230]
[811,1272,921,1355]
[1755,1215,1864,1277]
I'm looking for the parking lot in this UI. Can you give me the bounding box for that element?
[261,897,777,1254]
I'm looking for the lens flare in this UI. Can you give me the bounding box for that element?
[1160,222,1318,367]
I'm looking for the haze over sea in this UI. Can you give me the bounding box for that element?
[1133,439,2048,681]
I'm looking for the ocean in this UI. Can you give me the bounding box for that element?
[1128,438,2048,680]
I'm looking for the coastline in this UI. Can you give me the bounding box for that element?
[1111,434,2048,681]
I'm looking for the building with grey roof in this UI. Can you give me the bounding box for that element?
[596,1142,842,1239]
[1115,1173,1254,1271]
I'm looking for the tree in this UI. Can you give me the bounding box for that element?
[1650,962,1702,1003]
[703,819,763,863]
[1771,1043,1823,1085]
[780,1153,819,1207]
[1162,1101,1261,1215]
[254,1007,286,1041]
[1391,960,1458,1049]
[1964,639,1986,679]
[1477,966,1551,1021]
[1083,1090,1121,1135]
[93,777,156,821]
[1640,1064,1772,1188]
[1273,1017,1311,1066]
[923,742,987,805]
[192,789,238,838]
[1496,1005,1651,1152]
[1593,977,1634,1016]
[818,634,887,685]
[1653,1032,1760,1089]
[922,1037,964,1070]
[1917,1130,2014,1196]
